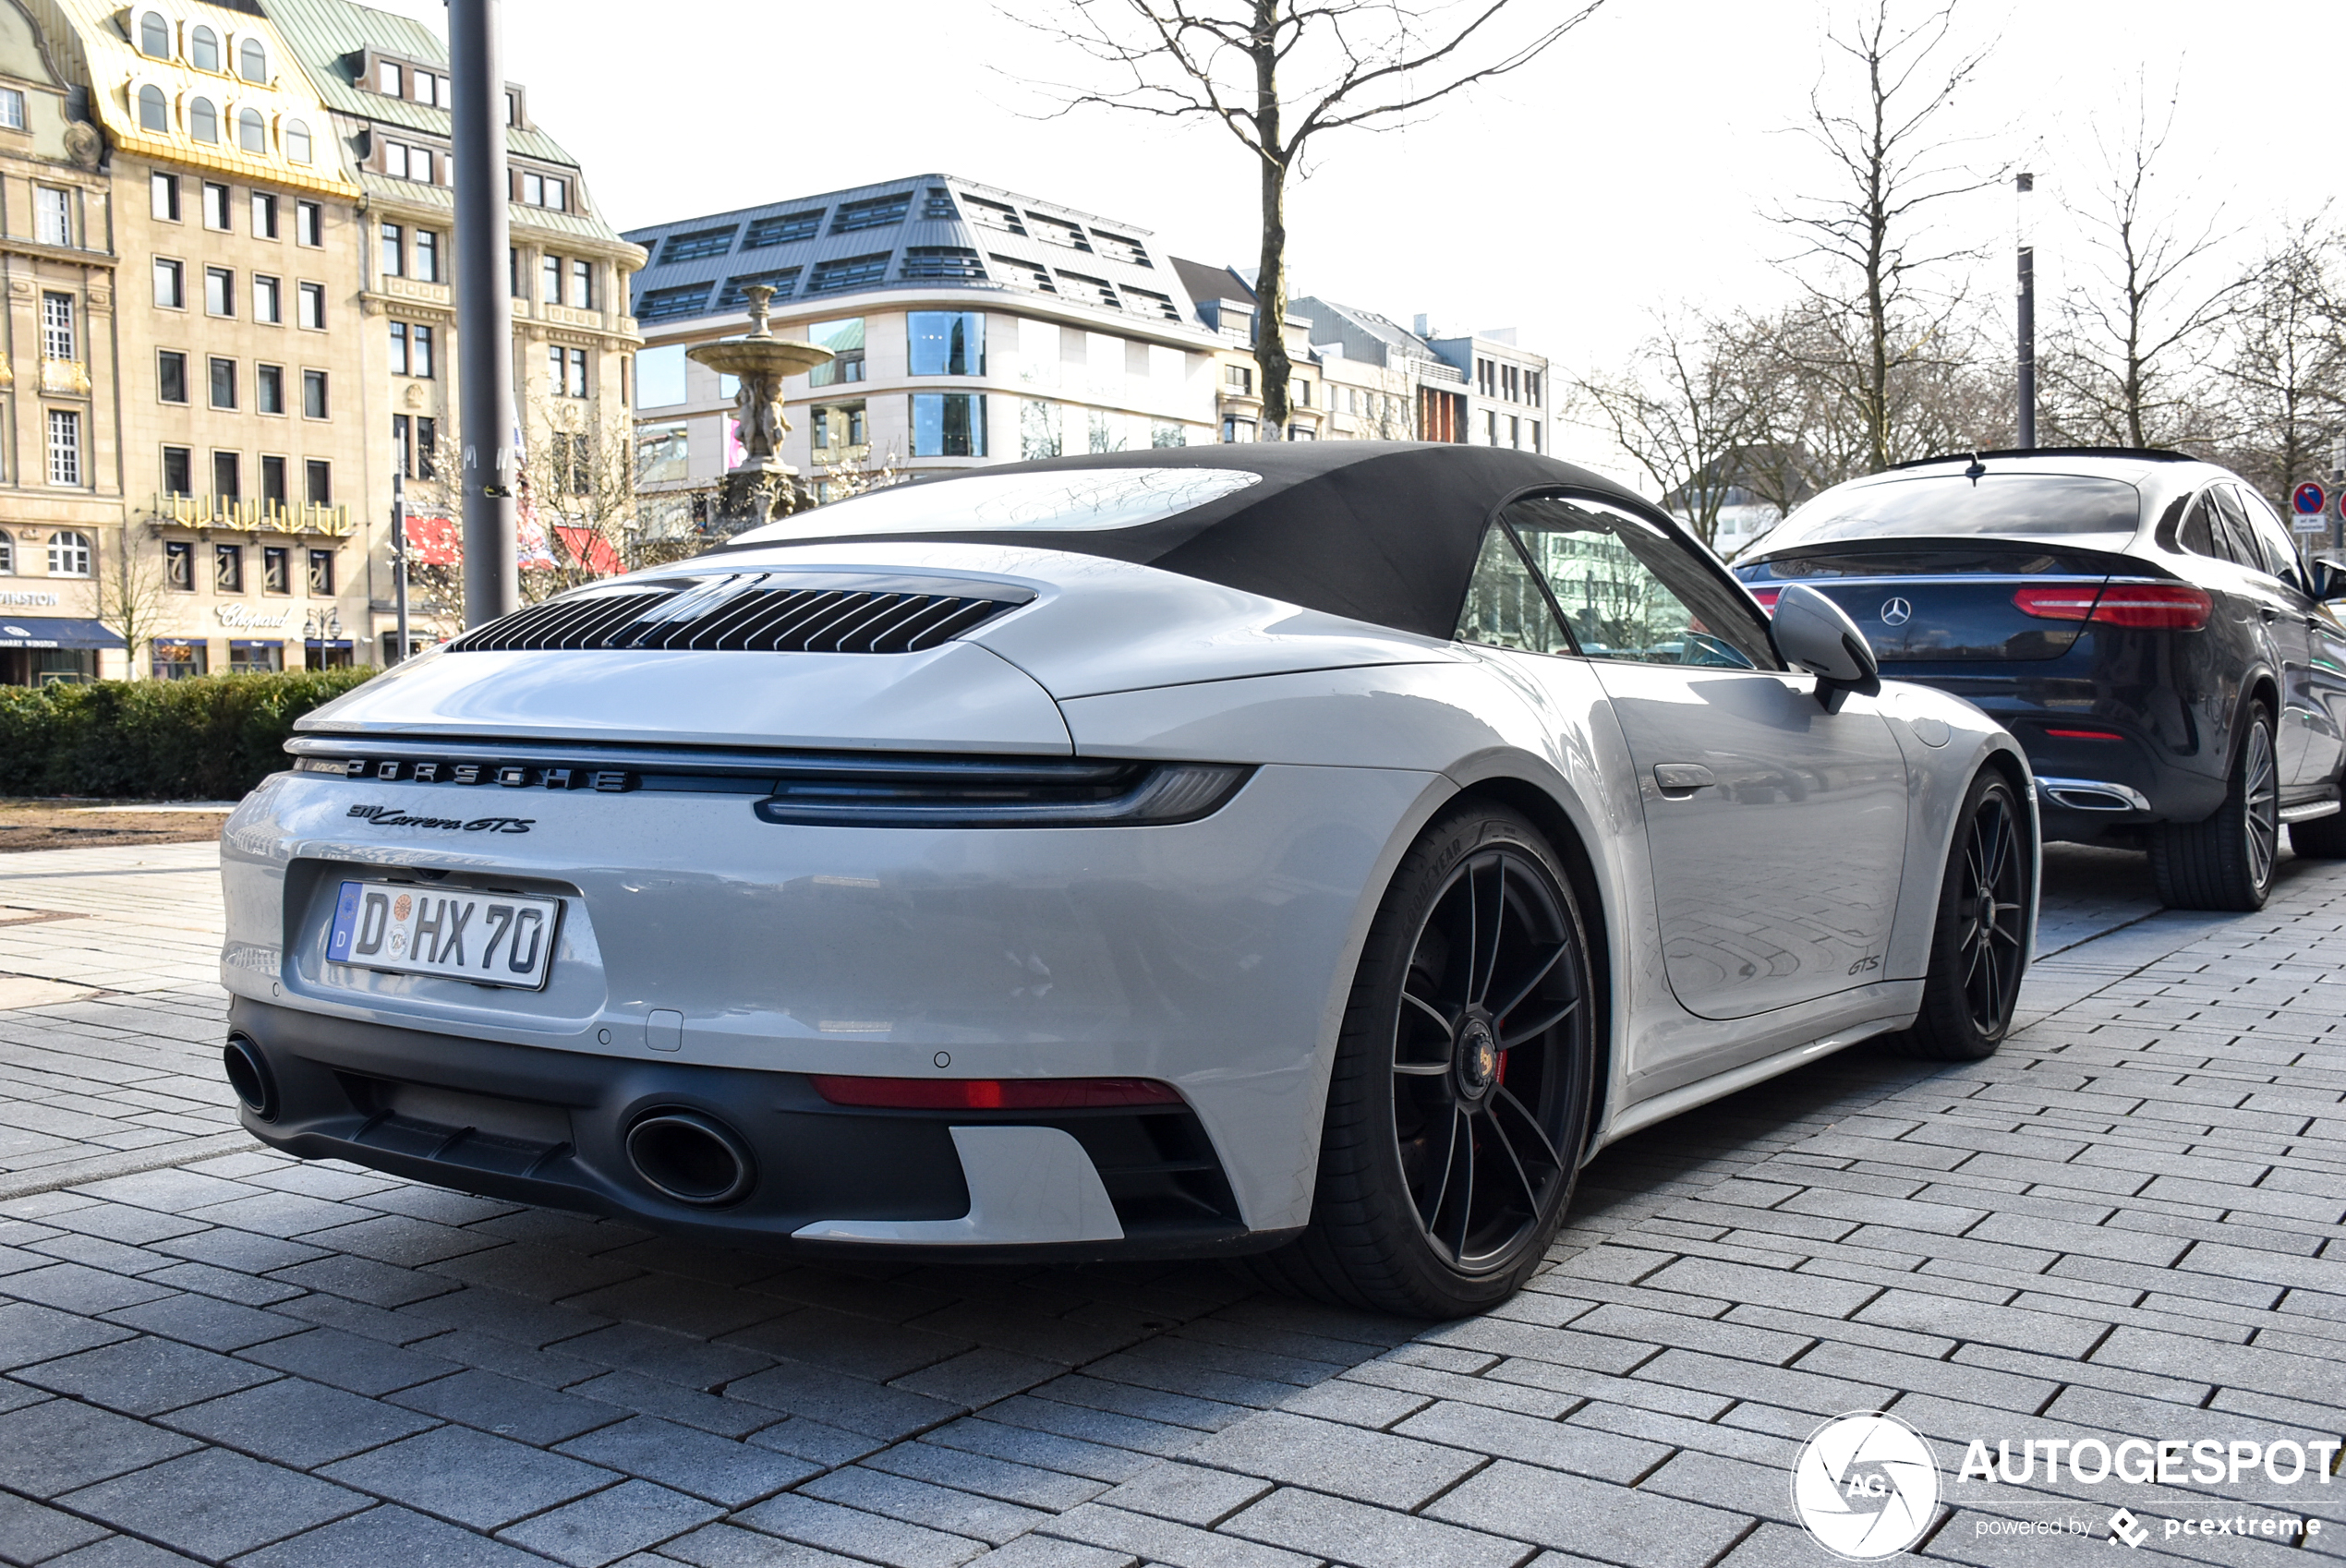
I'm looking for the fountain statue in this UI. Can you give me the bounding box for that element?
[684,285,834,534]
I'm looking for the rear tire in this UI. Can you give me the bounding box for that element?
[1239,804,1596,1319]
[2149,705,2279,911]
[1892,771,2029,1062]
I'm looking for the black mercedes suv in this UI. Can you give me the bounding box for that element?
[1735,448,2346,911]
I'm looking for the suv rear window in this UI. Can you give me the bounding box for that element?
[1764,473,2143,548]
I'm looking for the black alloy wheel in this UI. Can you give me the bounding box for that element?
[2150,704,2280,911]
[1896,771,2029,1062]
[1241,805,1594,1318]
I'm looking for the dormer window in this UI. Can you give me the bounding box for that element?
[378,59,402,95]
[520,171,567,211]
[189,25,218,72]
[237,106,264,152]
[188,95,217,142]
[138,10,169,58]
[238,38,266,83]
[137,83,167,132]
[285,118,311,163]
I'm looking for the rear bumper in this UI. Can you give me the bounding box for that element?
[227,996,1276,1261]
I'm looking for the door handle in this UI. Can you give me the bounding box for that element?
[2260,607,2279,622]
[1653,764,1717,794]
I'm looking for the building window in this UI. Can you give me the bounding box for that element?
[213,451,241,502]
[154,258,184,308]
[254,274,281,323]
[296,200,320,246]
[1020,399,1060,462]
[716,270,799,311]
[900,247,985,282]
[635,283,711,323]
[42,294,73,361]
[390,321,407,375]
[46,413,79,487]
[381,223,403,277]
[35,186,68,247]
[228,641,281,673]
[138,10,170,57]
[830,192,911,234]
[381,140,406,179]
[414,231,440,283]
[636,421,688,481]
[237,107,264,152]
[251,191,278,238]
[911,392,985,458]
[1225,364,1252,394]
[256,363,284,415]
[503,89,518,126]
[150,172,180,222]
[520,171,567,211]
[158,349,187,404]
[1221,415,1256,443]
[809,253,889,294]
[189,24,218,71]
[135,82,170,131]
[163,538,194,587]
[571,259,593,308]
[908,311,985,376]
[48,529,90,573]
[302,370,327,419]
[806,319,865,387]
[261,454,285,510]
[549,344,586,397]
[239,36,266,81]
[415,416,436,478]
[744,210,822,248]
[657,228,734,264]
[308,549,334,596]
[412,324,435,379]
[205,266,233,316]
[415,69,440,106]
[378,60,402,95]
[305,459,330,504]
[201,181,228,230]
[189,96,217,142]
[214,539,244,590]
[297,283,323,329]
[0,530,10,573]
[152,640,207,679]
[540,252,562,305]
[261,546,289,594]
[286,119,311,163]
[1151,420,1188,449]
[810,402,867,452]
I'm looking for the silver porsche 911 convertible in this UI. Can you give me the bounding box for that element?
[218,445,2035,1316]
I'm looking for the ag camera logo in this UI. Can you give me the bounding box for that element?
[1792,1411,1941,1560]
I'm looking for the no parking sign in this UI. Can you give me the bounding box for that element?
[2292,481,2328,534]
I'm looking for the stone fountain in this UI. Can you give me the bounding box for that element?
[685,284,834,534]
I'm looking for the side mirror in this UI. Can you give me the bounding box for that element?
[1772,583,1881,712]
[2313,559,2345,602]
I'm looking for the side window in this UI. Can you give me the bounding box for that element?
[2231,485,2308,592]
[2178,492,2220,559]
[1457,523,1574,656]
[2198,488,2259,570]
[1502,491,1775,669]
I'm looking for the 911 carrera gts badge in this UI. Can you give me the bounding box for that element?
[345,803,534,834]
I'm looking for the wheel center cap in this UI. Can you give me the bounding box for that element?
[1458,1019,1498,1093]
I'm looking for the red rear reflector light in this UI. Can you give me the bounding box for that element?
[1749,587,1781,615]
[808,1075,1184,1110]
[2045,729,2124,741]
[2013,584,2210,632]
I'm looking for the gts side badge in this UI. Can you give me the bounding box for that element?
[347,803,535,834]
[1847,953,1881,976]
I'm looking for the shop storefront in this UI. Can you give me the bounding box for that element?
[0,617,127,686]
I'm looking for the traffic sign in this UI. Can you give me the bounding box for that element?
[2292,481,2327,515]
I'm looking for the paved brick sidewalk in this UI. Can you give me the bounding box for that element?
[0,842,2339,1567]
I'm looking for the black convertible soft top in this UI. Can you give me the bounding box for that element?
[730,444,1661,641]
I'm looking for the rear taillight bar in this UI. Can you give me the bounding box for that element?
[808,1075,1185,1111]
[2013,583,2210,632]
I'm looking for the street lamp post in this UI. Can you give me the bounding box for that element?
[450,0,516,628]
[2016,171,2036,451]
[391,467,410,663]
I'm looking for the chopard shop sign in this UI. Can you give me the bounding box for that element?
[215,604,295,629]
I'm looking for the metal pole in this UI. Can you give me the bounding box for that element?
[450,0,516,627]
[391,467,409,663]
[2016,171,2036,451]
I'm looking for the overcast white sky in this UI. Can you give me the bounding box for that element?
[379,0,2338,468]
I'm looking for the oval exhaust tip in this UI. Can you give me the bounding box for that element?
[624,1110,756,1206]
[223,1034,278,1121]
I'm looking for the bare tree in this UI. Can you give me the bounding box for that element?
[1773,0,1998,474]
[2215,220,2346,506]
[2038,84,2239,450]
[1574,314,1756,548]
[1024,0,1603,437]
[86,527,175,678]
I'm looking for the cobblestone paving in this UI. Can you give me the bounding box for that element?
[0,841,2340,1567]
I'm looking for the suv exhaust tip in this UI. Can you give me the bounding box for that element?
[223,1034,279,1121]
[624,1110,756,1206]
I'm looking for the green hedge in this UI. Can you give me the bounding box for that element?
[0,667,378,800]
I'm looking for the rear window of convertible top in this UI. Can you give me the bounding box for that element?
[1762,473,2143,549]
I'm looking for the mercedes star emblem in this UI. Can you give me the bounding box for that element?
[1880,597,1913,626]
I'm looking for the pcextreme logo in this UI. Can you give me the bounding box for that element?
[1791,1412,1940,1560]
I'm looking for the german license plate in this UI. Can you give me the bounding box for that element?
[325,880,562,990]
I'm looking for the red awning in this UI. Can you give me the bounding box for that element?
[553,525,622,576]
[404,514,461,567]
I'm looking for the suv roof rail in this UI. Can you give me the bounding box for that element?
[1888,445,2201,471]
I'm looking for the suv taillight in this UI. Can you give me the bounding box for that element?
[2013,583,2210,632]
[1748,587,1782,615]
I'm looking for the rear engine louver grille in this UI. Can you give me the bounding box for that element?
[450,575,1028,655]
